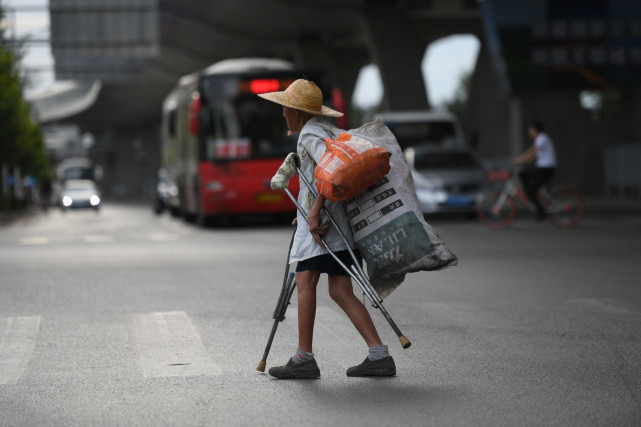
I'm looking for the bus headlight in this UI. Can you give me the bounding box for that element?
[62,196,73,207]
[90,195,101,206]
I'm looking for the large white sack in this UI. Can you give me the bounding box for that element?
[343,120,458,298]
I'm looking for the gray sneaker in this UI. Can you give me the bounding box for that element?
[268,358,320,379]
[346,356,396,377]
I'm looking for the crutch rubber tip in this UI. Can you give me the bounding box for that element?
[400,336,411,349]
[257,361,266,372]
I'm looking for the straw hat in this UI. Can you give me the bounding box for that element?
[258,79,343,117]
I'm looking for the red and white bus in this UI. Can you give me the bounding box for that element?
[160,58,346,225]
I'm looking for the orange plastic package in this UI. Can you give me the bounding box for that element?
[314,132,391,202]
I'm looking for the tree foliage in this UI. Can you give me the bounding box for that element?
[444,70,472,126]
[0,6,49,182]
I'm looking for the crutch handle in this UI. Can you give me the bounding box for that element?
[257,360,267,372]
[399,335,411,349]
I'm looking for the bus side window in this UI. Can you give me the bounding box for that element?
[168,108,177,137]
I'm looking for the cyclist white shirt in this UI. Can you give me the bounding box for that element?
[534,132,557,168]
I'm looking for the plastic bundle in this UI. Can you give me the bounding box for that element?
[314,133,391,202]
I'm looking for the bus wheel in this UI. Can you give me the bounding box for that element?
[181,208,195,224]
[196,211,210,228]
[153,196,165,215]
[195,200,211,228]
[210,215,232,227]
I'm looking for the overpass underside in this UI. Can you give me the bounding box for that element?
[31,0,641,200]
[44,0,482,131]
[35,0,482,199]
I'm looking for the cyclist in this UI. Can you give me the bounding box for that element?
[511,120,557,221]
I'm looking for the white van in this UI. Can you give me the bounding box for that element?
[376,110,465,149]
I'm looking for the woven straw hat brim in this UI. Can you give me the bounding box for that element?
[258,91,344,118]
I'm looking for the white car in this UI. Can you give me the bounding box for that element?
[376,110,465,149]
[60,179,101,211]
[404,146,489,216]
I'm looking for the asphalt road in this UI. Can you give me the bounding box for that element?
[1,203,640,426]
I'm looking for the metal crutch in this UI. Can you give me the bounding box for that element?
[284,169,411,350]
[257,228,298,372]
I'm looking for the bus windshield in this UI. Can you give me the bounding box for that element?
[201,74,312,161]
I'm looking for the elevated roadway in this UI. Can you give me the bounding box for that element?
[32,0,482,132]
[28,1,641,201]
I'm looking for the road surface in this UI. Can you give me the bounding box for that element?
[1,204,640,426]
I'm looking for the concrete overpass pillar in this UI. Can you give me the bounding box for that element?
[331,48,370,111]
[294,35,368,116]
[362,5,429,111]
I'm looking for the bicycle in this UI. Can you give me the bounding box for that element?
[478,168,584,229]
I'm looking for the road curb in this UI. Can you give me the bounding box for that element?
[0,207,40,227]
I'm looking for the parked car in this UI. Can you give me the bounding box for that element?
[153,168,180,216]
[60,179,101,211]
[376,110,465,149]
[404,146,489,216]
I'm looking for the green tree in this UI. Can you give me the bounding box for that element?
[444,70,472,125]
[0,45,24,166]
[0,5,49,208]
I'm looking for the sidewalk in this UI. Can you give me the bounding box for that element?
[0,206,40,227]
[583,197,641,217]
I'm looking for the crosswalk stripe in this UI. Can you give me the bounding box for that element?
[14,234,184,245]
[148,233,179,242]
[84,235,114,243]
[132,311,221,378]
[19,237,49,245]
[573,298,641,316]
[0,316,41,385]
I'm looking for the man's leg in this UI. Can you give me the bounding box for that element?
[267,269,321,379]
[520,168,546,218]
[519,169,537,206]
[295,270,321,353]
[327,274,382,347]
[328,274,396,377]
[530,168,555,218]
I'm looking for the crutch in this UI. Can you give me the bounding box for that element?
[257,227,298,372]
[285,167,411,350]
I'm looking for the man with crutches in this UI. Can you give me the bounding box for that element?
[258,79,396,379]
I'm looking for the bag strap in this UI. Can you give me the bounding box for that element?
[318,124,338,141]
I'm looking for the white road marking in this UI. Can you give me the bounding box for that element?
[133,311,220,378]
[0,316,41,385]
[417,301,516,332]
[148,233,179,242]
[19,237,49,245]
[84,235,114,243]
[573,298,641,316]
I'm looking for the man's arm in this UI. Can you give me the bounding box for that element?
[308,194,330,248]
[511,145,537,166]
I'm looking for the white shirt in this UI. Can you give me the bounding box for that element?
[289,116,355,263]
[534,132,557,168]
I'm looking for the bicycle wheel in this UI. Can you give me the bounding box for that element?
[546,190,584,228]
[478,190,517,229]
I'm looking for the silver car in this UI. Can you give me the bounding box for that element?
[60,179,101,211]
[404,146,489,216]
